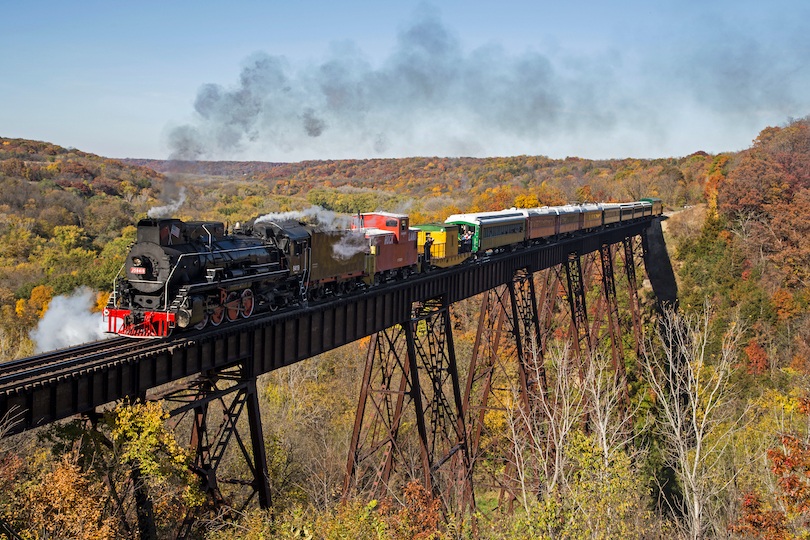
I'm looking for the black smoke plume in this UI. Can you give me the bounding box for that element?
[167,6,810,161]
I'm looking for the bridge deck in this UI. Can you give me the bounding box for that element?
[0,221,650,435]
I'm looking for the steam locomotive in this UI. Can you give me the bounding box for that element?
[104,199,663,338]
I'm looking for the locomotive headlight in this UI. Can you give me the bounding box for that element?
[132,256,143,266]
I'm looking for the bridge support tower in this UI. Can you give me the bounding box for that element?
[154,358,272,539]
[343,296,474,513]
[344,234,650,515]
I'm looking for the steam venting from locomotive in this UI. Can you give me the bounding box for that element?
[148,187,187,218]
[255,206,367,260]
[166,7,810,161]
[332,234,368,260]
[30,288,111,353]
[255,205,348,229]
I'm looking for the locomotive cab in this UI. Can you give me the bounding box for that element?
[263,220,311,276]
[135,218,226,246]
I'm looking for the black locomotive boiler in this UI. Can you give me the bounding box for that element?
[105,217,366,337]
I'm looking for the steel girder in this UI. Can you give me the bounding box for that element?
[151,363,271,540]
[464,269,556,509]
[343,296,473,513]
[622,235,647,368]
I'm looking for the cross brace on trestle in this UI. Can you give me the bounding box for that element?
[343,296,474,514]
[149,362,272,540]
[462,268,547,512]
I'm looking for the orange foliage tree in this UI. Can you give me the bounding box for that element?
[744,337,769,376]
[14,284,54,328]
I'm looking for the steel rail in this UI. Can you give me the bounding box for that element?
[0,337,129,380]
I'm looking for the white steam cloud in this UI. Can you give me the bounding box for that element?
[255,205,352,229]
[255,205,369,260]
[148,186,187,218]
[331,232,368,260]
[30,287,111,353]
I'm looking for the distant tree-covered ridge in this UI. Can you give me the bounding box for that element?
[2,138,162,198]
[123,151,716,209]
[122,158,286,178]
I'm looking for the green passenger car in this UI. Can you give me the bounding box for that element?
[444,210,526,253]
[640,197,663,216]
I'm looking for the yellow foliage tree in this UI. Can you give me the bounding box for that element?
[15,284,54,328]
[514,193,541,208]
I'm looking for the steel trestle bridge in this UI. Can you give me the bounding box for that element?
[0,218,663,529]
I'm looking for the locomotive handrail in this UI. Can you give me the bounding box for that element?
[202,223,214,249]
[179,267,287,292]
[161,245,277,311]
[109,261,127,308]
[164,252,195,311]
[299,246,312,298]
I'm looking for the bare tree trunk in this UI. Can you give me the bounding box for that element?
[584,351,645,467]
[504,343,587,507]
[642,304,746,540]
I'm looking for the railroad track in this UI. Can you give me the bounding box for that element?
[0,336,184,392]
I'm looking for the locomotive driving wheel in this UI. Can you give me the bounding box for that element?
[241,289,254,318]
[210,304,225,326]
[194,312,209,330]
[226,292,241,322]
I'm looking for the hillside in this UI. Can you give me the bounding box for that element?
[0,137,165,357]
[0,134,735,361]
[3,118,810,538]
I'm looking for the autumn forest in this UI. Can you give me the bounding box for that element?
[2,116,810,539]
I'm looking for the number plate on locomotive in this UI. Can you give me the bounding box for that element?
[130,267,146,274]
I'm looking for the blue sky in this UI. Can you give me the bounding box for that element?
[2,0,808,161]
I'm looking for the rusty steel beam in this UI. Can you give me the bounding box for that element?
[598,245,627,374]
[344,297,473,513]
[462,269,550,513]
[622,235,646,369]
[342,327,411,501]
[563,253,591,361]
